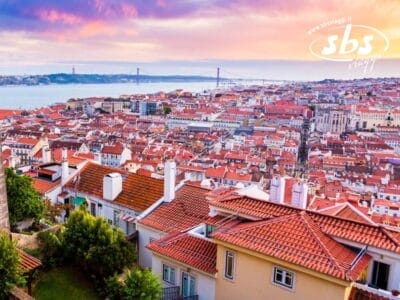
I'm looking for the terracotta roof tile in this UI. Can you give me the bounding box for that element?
[147,232,217,274]
[32,178,60,195]
[66,162,163,211]
[139,184,210,232]
[213,212,370,281]
[210,195,400,254]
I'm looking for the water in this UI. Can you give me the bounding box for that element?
[0,81,221,109]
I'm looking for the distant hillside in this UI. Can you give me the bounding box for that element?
[0,73,222,86]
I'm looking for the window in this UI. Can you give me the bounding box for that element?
[273,266,295,290]
[181,272,196,297]
[224,250,235,280]
[113,210,120,226]
[370,261,390,290]
[206,224,216,238]
[90,203,96,216]
[162,265,176,285]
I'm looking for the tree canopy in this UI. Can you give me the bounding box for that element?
[105,268,162,300]
[63,208,135,278]
[163,106,172,115]
[5,168,46,227]
[123,268,162,300]
[0,231,25,298]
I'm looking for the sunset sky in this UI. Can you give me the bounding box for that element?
[0,0,399,79]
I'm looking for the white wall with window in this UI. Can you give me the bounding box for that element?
[366,251,400,292]
[336,239,400,293]
[163,264,176,286]
[151,254,216,300]
[64,190,140,237]
[136,223,165,269]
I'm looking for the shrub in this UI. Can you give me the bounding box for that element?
[122,268,162,300]
[37,229,64,268]
[63,209,136,278]
[0,231,25,298]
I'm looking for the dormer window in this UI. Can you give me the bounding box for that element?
[206,224,216,238]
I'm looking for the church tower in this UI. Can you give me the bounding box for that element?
[0,147,10,231]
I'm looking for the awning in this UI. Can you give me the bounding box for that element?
[121,213,136,223]
[73,196,86,206]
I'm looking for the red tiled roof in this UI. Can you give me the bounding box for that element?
[114,172,164,211]
[309,213,400,254]
[16,137,37,146]
[210,195,400,254]
[147,232,217,274]
[224,171,252,182]
[32,178,60,194]
[209,195,298,219]
[213,212,370,281]
[139,184,210,232]
[0,109,22,120]
[66,162,163,211]
[319,203,373,225]
[101,144,124,155]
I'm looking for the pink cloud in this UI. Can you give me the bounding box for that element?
[35,9,82,25]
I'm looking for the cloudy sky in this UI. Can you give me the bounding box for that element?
[0,0,399,79]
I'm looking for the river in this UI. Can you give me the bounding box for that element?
[0,81,222,109]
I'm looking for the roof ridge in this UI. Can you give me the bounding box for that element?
[381,227,400,248]
[309,209,380,229]
[184,182,210,190]
[224,213,300,234]
[300,212,345,275]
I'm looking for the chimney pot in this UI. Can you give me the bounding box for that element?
[164,160,176,202]
[103,173,123,201]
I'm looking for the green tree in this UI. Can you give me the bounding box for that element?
[5,168,46,227]
[63,209,135,278]
[37,229,64,268]
[163,106,172,115]
[122,268,162,300]
[104,275,123,300]
[0,231,25,299]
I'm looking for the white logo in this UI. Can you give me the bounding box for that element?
[308,18,390,73]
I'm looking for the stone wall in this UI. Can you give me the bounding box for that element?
[11,225,61,249]
[0,147,10,231]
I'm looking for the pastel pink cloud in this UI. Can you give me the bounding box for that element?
[35,9,82,25]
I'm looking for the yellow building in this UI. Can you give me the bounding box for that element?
[212,212,369,300]
[215,243,354,300]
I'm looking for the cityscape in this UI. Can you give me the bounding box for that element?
[0,1,400,300]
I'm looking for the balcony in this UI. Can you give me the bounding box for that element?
[351,283,400,300]
[161,286,199,300]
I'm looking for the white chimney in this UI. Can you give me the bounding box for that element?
[164,160,176,202]
[103,173,123,201]
[42,146,51,164]
[292,181,308,209]
[269,175,285,204]
[61,148,69,185]
[9,155,16,168]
